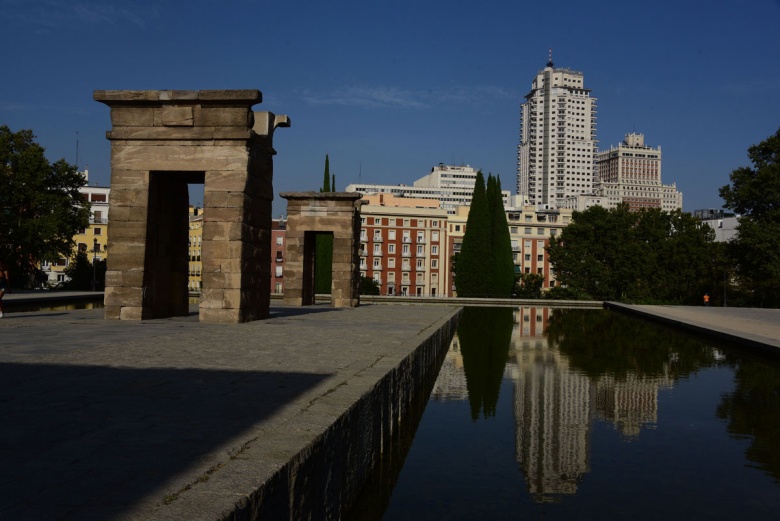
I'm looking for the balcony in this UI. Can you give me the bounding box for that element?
[401,251,411,258]
[372,250,383,257]
[416,237,426,244]
[372,235,383,242]
[401,265,412,272]
[402,237,412,243]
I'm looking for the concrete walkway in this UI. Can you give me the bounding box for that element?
[605,302,780,354]
[0,301,461,520]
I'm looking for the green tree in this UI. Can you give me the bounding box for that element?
[488,175,515,297]
[547,204,714,303]
[315,154,333,294]
[358,276,380,295]
[0,126,90,286]
[455,170,491,296]
[514,273,544,299]
[719,128,780,307]
[62,251,94,290]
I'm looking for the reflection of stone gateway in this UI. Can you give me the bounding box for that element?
[280,192,364,307]
[94,90,289,322]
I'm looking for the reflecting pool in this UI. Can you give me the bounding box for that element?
[350,307,780,520]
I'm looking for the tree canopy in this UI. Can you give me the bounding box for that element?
[454,171,515,297]
[0,125,90,285]
[719,128,780,307]
[547,204,715,303]
[454,171,491,296]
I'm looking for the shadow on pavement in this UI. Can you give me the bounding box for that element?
[0,362,330,519]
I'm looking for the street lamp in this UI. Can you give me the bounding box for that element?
[92,238,98,291]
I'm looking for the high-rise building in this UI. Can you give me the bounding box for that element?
[560,133,683,212]
[517,55,598,209]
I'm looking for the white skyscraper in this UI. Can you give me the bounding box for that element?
[517,55,598,209]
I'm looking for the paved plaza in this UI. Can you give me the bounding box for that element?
[0,296,460,520]
[1,293,778,520]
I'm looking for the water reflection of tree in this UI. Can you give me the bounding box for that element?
[458,307,514,420]
[546,309,718,381]
[717,357,780,482]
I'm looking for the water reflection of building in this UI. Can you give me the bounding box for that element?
[430,337,469,401]
[506,307,677,502]
[593,373,674,438]
[509,307,592,501]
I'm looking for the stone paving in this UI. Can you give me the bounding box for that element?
[0,298,460,520]
[606,302,780,353]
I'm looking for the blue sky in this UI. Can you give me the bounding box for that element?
[2,0,779,217]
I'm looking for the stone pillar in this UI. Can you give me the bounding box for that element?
[94,90,289,322]
[280,193,364,307]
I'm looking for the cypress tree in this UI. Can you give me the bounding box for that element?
[489,175,515,297]
[321,154,331,192]
[315,154,333,293]
[455,170,491,296]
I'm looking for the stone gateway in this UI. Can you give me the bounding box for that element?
[94,89,289,323]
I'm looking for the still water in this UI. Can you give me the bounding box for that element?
[351,307,780,520]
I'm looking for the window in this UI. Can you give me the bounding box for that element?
[525,254,531,261]
[388,258,396,268]
[432,231,439,242]
[374,244,381,254]
[537,228,545,235]
[432,220,439,227]
[511,227,517,234]
[417,259,424,269]
[275,282,282,293]
[373,258,381,268]
[374,218,381,225]
[431,259,438,268]
[431,245,438,255]
[388,244,395,254]
[93,227,102,236]
[275,266,283,277]
[416,245,424,255]
[537,267,543,274]
[403,244,410,254]
[525,228,532,234]
[455,225,461,232]
[276,236,283,245]
[388,230,396,240]
[537,255,543,262]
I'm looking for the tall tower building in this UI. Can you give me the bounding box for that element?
[517,54,598,208]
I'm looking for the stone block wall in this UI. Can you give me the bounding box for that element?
[280,193,364,307]
[94,90,289,322]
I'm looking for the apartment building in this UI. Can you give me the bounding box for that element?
[447,196,573,295]
[188,206,203,292]
[41,171,110,286]
[347,164,510,215]
[359,193,449,296]
[271,218,286,294]
[518,56,598,209]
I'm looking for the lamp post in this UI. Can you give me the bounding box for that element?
[92,238,98,291]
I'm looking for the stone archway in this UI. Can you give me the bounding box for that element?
[280,192,363,307]
[94,90,289,323]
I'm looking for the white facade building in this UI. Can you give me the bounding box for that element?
[518,57,598,209]
[346,164,510,215]
[560,133,683,212]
